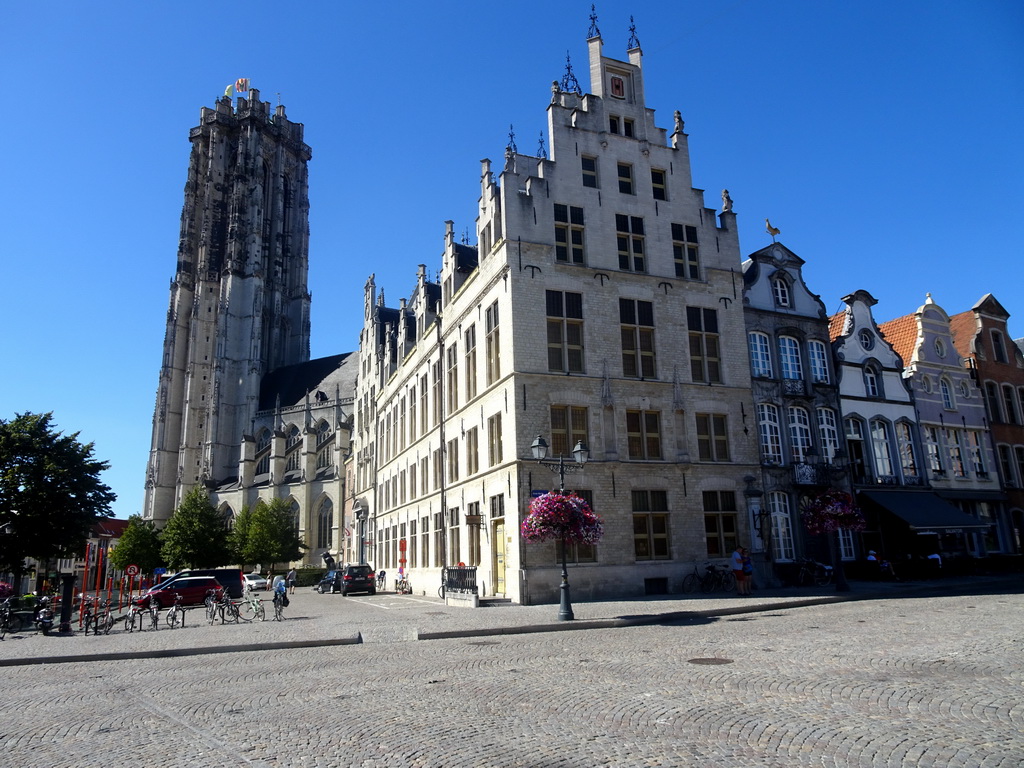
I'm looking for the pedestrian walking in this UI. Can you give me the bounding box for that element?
[287,568,297,595]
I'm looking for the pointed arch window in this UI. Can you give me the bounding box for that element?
[317,497,333,549]
[290,500,301,535]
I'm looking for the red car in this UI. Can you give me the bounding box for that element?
[133,576,223,608]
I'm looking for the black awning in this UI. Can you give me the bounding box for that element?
[860,490,990,531]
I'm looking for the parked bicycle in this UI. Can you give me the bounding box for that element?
[376,570,387,590]
[239,588,265,622]
[700,562,736,593]
[123,602,146,633]
[396,576,411,595]
[165,593,186,629]
[272,589,286,621]
[797,558,833,586]
[204,588,219,624]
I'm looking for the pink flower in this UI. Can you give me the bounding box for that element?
[521,492,604,545]
[801,489,866,535]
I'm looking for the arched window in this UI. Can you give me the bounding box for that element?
[748,332,772,378]
[286,425,302,472]
[870,419,894,478]
[816,408,839,462]
[779,337,802,380]
[863,365,880,398]
[316,420,332,445]
[220,504,234,530]
[317,497,333,549]
[767,492,794,561]
[772,277,791,308]
[895,421,919,479]
[808,340,830,384]
[286,425,301,448]
[788,407,813,463]
[940,378,955,410]
[256,428,271,475]
[290,500,301,534]
[757,404,782,463]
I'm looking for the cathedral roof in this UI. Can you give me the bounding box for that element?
[258,353,355,411]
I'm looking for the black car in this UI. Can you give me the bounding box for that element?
[338,565,376,596]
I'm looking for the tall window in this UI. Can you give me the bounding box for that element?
[551,405,589,458]
[846,418,868,482]
[420,456,429,495]
[485,301,500,385]
[1002,384,1020,425]
[620,298,655,378]
[696,413,730,462]
[432,448,443,490]
[816,408,839,463]
[671,224,700,279]
[466,427,479,475]
[788,407,813,463]
[772,278,791,307]
[409,519,418,569]
[447,438,459,483]
[778,337,802,380]
[651,168,667,200]
[409,462,417,500]
[420,515,430,568]
[448,508,461,565]
[464,325,477,402]
[633,490,669,560]
[626,410,662,460]
[808,340,830,384]
[940,378,955,410]
[419,373,429,434]
[864,365,881,398]
[767,492,795,561]
[617,163,634,194]
[445,343,459,413]
[466,502,481,566]
[991,330,1007,363]
[984,382,1001,421]
[581,155,598,188]
[924,426,943,473]
[968,431,987,476]
[688,307,721,383]
[431,360,442,425]
[870,419,894,478]
[316,498,333,549]
[554,204,585,264]
[757,404,783,463]
[615,214,646,272]
[487,412,503,466]
[703,491,738,557]
[945,429,966,477]
[748,332,773,378]
[547,291,584,373]
[433,512,444,567]
[997,445,1015,486]
[895,421,919,479]
[286,425,301,471]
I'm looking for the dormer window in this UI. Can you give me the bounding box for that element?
[772,278,791,307]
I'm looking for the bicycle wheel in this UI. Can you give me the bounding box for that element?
[84,616,94,635]
[699,573,716,593]
[124,613,137,633]
[101,614,115,634]
[720,572,736,592]
[273,598,284,621]
[437,584,445,599]
[165,609,181,629]
[238,601,257,622]
[815,567,832,586]
[682,573,699,594]
[254,603,265,622]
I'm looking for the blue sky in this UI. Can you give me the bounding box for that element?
[2,1,1021,520]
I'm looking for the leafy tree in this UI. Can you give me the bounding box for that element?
[227,504,255,569]
[108,515,163,574]
[231,498,306,569]
[0,412,115,585]
[159,486,230,570]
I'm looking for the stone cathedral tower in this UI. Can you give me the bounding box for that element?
[144,88,312,524]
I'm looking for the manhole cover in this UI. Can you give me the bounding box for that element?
[687,657,734,665]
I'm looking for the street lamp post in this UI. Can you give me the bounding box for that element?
[353,501,368,565]
[530,435,589,621]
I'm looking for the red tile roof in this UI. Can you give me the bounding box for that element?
[877,313,918,366]
[948,309,978,360]
[827,311,847,342]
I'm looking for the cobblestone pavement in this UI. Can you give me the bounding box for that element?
[0,578,1021,767]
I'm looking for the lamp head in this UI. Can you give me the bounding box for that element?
[531,435,549,461]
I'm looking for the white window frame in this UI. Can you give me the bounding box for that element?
[808,340,830,384]
[748,332,772,378]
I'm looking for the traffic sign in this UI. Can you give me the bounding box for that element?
[126,564,140,576]
[153,567,167,575]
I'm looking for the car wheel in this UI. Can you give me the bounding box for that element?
[341,590,348,596]
[316,585,324,594]
[368,588,375,595]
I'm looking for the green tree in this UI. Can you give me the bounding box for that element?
[108,515,163,574]
[231,498,306,569]
[159,486,230,570]
[227,504,255,569]
[0,412,115,585]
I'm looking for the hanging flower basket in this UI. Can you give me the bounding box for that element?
[802,489,866,535]
[521,492,604,545]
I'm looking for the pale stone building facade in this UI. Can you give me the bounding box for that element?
[351,26,760,604]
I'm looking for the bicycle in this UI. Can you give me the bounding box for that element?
[238,588,265,622]
[700,562,736,593]
[124,602,146,633]
[95,601,115,635]
[797,558,833,586]
[376,571,387,591]
[396,576,411,595]
[682,563,703,593]
[0,598,25,639]
[205,589,219,625]
[272,589,286,621]
[82,600,95,635]
[147,595,161,630]
[165,593,186,629]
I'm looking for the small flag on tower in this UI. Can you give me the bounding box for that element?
[224,84,233,98]
[235,78,250,93]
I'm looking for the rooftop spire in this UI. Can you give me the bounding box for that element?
[587,4,601,39]
[627,15,640,49]
[560,51,582,95]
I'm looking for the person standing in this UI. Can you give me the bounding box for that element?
[731,545,750,596]
[286,568,297,595]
